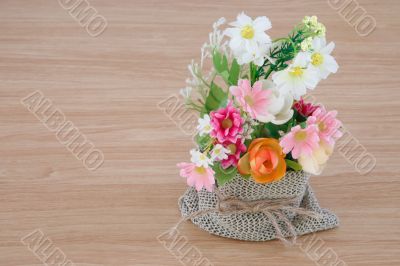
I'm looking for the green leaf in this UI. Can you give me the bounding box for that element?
[241,173,251,180]
[213,50,233,86]
[212,163,238,186]
[212,50,228,74]
[285,117,296,133]
[204,82,228,112]
[222,55,229,72]
[212,50,222,72]
[244,138,252,148]
[293,108,306,123]
[228,59,240,85]
[220,70,229,83]
[264,123,281,139]
[250,62,257,85]
[195,134,211,151]
[285,159,302,171]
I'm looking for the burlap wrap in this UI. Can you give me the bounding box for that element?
[178,171,338,241]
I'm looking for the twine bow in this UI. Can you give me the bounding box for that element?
[173,188,321,246]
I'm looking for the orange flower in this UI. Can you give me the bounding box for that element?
[238,138,286,183]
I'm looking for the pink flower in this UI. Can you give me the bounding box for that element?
[177,162,215,192]
[279,125,320,159]
[230,79,272,121]
[307,106,342,146]
[293,97,319,117]
[210,102,244,143]
[220,138,247,169]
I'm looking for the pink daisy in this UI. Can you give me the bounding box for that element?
[293,97,319,117]
[279,124,320,159]
[177,162,215,192]
[220,138,247,169]
[230,79,272,121]
[307,106,342,146]
[210,102,244,143]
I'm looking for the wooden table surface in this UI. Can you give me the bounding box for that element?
[1,0,399,265]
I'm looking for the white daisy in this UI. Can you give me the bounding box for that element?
[210,144,230,161]
[190,149,213,168]
[196,114,212,136]
[307,37,339,79]
[236,43,268,66]
[224,12,272,66]
[272,53,320,100]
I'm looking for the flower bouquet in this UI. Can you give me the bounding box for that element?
[176,13,342,243]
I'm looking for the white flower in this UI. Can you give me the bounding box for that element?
[272,53,320,100]
[236,44,268,66]
[180,87,192,100]
[202,17,228,66]
[210,144,230,161]
[303,16,326,37]
[307,37,339,79]
[303,16,319,28]
[242,124,254,140]
[298,142,333,175]
[242,115,258,140]
[258,80,294,125]
[187,60,206,90]
[300,37,313,52]
[224,12,272,66]
[190,149,213,168]
[314,23,326,37]
[197,114,212,136]
[209,17,227,51]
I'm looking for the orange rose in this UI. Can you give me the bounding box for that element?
[238,138,286,184]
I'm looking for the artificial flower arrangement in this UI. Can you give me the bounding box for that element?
[176,13,342,243]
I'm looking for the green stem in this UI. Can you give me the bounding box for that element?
[255,25,307,81]
[264,67,274,79]
[287,37,298,54]
[186,101,204,112]
[249,62,253,84]
[204,138,214,153]
[198,75,211,89]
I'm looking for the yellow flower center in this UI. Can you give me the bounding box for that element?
[195,167,206,174]
[318,121,326,132]
[244,95,254,106]
[222,119,233,129]
[199,154,206,160]
[311,53,324,66]
[294,131,307,141]
[241,25,255,39]
[289,67,304,77]
[227,144,237,154]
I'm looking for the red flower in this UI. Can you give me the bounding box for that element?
[293,98,319,117]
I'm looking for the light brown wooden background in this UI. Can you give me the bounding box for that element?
[1,0,399,265]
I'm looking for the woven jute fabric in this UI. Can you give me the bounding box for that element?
[178,171,338,241]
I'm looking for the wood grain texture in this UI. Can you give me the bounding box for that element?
[1,0,399,265]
